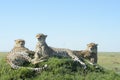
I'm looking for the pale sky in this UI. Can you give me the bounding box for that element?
[0,0,120,52]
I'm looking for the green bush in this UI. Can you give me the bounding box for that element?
[0,57,120,80]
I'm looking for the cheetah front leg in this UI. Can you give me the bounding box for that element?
[66,50,86,69]
[32,52,48,64]
[73,57,86,69]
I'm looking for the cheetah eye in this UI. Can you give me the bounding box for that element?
[39,36,42,39]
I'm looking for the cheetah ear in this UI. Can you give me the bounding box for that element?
[87,44,89,46]
[14,40,17,42]
[96,44,98,46]
[45,35,47,37]
[36,34,39,38]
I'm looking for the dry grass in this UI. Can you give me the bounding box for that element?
[98,52,120,74]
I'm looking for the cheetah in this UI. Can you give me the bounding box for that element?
[6,39,47,71]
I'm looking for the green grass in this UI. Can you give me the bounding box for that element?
[0,52,120,80]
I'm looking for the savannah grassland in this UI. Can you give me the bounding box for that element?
[0,52,120,80]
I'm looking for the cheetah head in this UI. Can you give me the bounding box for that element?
[14,39,25,47]
[36,33,47,44]
[87,43,98,53]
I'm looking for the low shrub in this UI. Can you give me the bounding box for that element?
[0,57,120,80]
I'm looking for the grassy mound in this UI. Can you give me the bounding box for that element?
[0,57,120,80]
